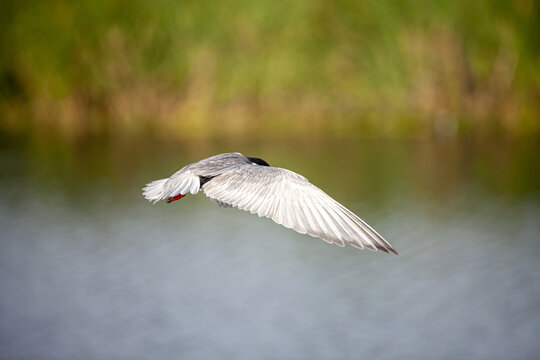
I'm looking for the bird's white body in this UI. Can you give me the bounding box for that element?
[143,152,397,254]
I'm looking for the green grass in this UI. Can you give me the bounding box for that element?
[0,0,539,139]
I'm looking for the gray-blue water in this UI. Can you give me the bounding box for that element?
[1,138,539,359]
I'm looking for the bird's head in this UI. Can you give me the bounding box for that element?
[247,157,270,166]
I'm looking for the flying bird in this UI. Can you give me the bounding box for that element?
[142,152,397,254]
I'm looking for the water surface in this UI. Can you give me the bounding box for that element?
[1,138,539,359]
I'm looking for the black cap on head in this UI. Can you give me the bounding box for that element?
[247,157,270,166]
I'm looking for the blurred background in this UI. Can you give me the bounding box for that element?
[1,1,539,359]
[1,0,540,139]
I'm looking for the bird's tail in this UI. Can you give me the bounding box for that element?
[142,178,168,204]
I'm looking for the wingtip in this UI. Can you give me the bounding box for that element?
[142,178,168,203]
[373,243,398,255]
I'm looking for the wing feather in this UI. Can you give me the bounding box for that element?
[202,165,397,253]
[296,192,321,237]
[289,184,307,234]
[142,169,200,203]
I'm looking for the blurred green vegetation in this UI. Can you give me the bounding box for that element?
[0,0,539,140]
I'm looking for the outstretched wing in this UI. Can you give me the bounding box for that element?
[202,165,397,253]
[143,169,200,204]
